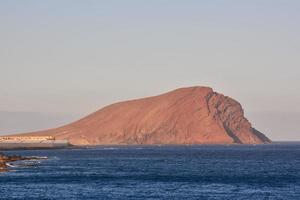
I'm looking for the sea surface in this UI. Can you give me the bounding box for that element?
[0,143,300,200]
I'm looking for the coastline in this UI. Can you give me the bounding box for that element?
[0,142,278,151]
[3,141,299,153]
[0,145,75,151]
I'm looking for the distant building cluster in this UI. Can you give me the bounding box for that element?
[0,136,69,149]
[0,136,55,141]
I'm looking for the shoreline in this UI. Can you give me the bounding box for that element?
[0,145,75,151]
[1,141,298,152]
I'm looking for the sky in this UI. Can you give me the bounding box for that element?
[0,0,300,140]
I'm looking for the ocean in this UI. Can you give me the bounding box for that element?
[0,143,300,200]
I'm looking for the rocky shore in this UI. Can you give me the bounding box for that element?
[0,153,44,172]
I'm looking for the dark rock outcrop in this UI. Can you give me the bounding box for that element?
[0,153,45,172]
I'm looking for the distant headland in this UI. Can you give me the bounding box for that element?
[2,86,271,146]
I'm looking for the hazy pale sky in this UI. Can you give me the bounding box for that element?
[1,0,300,140]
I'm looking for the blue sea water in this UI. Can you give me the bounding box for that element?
[0,143,300,200]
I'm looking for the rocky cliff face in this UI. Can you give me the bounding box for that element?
[15,86,271,145]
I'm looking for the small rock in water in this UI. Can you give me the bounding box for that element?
[0,153,46,172]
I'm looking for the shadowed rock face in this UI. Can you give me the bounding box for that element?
[14,86,271,145]
[0,154,7,171]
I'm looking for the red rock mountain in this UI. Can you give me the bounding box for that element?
[16,86,271,145]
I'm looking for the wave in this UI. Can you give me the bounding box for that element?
[5,163,16,168]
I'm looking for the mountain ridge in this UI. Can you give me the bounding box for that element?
[9,86,271,145]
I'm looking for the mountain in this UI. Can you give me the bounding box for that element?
[12,86,271,145]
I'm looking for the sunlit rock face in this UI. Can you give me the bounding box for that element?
[16,86,271,145]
